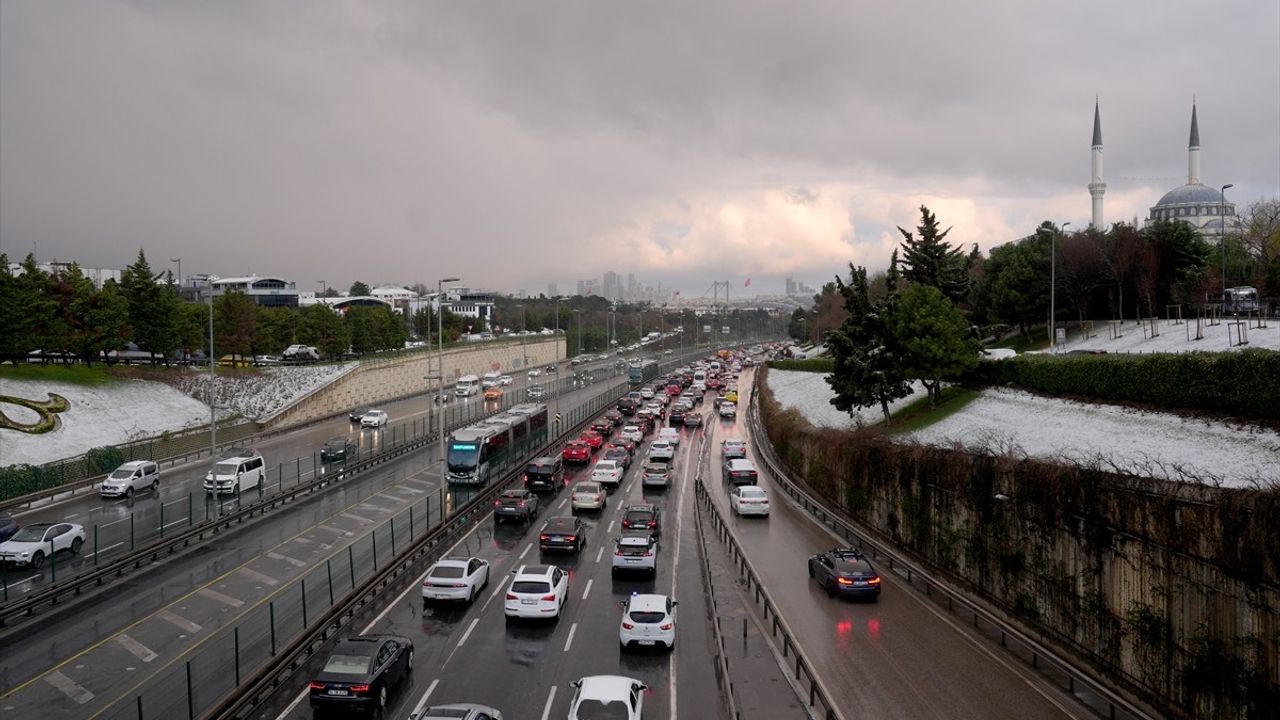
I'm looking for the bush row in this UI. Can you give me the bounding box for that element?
[765,358,834,373]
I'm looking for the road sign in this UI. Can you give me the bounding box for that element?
[721,326,730,334]
[555,413,562,425]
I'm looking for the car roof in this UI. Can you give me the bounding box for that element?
[627,593,669,611]
[726,458,755,468]
[617,535,653,547]
[500,488,527,497]
[529,456,557,467]
[543,516,578,530]
[431,558,471,568]
[514,563,556,578]
[115,460,153,469]
[574,481,600,490]
[625,504,657,513]
[738,486,767,495]
[419,705,495,719]
[595,460,618,467]
[577,675,643,698]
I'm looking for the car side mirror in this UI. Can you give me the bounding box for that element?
[569,680,582,688]
[671,601,679,606]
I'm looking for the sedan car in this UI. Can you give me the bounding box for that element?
[360,410,389,428]
[413,704,503,720]
[590,460,624,487]
[0,522,85,568]
[349,407,372,422]
[808,548,882,600]
[721,438,748,459]
[641,463,671,489]
[527,368,542,378]
[526,384,545,399]
[570,482,607,512]
[505,564,569,620]
[611,534,657,577]
[730,485,770,516]
[538,516,586,553]
[580,430,605,451]
[321,437,357,463]
[619,594,677,650]
[682,412,704,428]
[568,676,647,720]
[493,488,539,524]
[562,440,592,464]
[719,402,737,419]
[483,386,503,400]
[603,446,631,470]
[309,635,414,713]
[421,557,490,604]
[591,417,613,434]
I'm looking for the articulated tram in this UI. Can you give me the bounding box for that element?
[445,403,549,485]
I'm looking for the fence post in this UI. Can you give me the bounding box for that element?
[93,525,99,566]
[327,559,334,605]
[130,512,135,551]
[301,579,308,627]
[159,503,165,538]
[390,517,396,555]
[426,496,432,526]
[49,539,56,583]
[136,695,143,720]
[186,660,194,720]
[372,529,378,571]
[234,625,241,685]
[349,545,356,588]
[409,505,415,539]
[269,601,277,655]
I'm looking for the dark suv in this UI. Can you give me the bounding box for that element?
[524,457,564,493]
[621,504,662,538]
[321,436,356,463]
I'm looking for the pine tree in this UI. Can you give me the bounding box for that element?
[121,250,180,363]
[825,261,914,422]
[898,206,971,304]
[885,284,978,405]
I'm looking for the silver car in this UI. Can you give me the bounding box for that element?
[413,704,503,720]
[100,460,160,498]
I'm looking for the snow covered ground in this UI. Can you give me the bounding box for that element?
[1055,316,1279,354]
[766,369,1280,487]
[767,369,926,429]
[1,363,355,467]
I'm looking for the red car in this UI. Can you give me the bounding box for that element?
[666,384,682,397]
[580,430,605,451]
[562,440,592,464]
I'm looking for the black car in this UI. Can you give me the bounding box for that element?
[309,635,414,713]
[808,548,882,601]
[321,436,356,463]
[0,513,19,543]
[591,417,613,435]
[604,410,624,427]
[349,407,372,422]
[523,457,563,493]
[618,398,638,416]
[538,516,585,554]
[494,489,539,524]
[668,407,686,425]
[621,504,662,538]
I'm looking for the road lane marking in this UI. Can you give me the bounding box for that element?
[582,579,594,600]
[518,543,532,561]
[162,518,187,530]
[197,587,245,608]
[456,617,480,648]
[157,609,203,634]
[3,575,39,590]
[44,670,94,704]
[408,678,440,720]
[113,634,157,662]
[595,546,603,563]
[237,567,280,586]
[342,511,374,524]
[563,622,578,652]
[607,519,615,533]
[266,551,308,568]
[319,524,354,536]
[540,685,557,720]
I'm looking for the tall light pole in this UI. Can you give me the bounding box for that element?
[318,280,327,297]
[169,258,181,287]
[572,308,582,356]
[193,275,218,518]
[436,277,459,472]
[1041,222,1070,352]
[1221,184,1234,309]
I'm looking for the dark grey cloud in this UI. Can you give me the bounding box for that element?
[2,0,1277,298]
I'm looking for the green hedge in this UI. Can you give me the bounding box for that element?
[972,349,1280,420]
[766,358,835,373]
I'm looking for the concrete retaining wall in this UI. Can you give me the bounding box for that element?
[264,338,565,430]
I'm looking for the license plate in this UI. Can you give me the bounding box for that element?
[328,689,349,696]
[639,640,656,646]
[522,599,537,605]
[854,580,867,586]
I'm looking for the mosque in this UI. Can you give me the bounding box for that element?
[1088,101,1236,235]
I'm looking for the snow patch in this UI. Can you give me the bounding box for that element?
[767,369,926,429]
[171,363,356,422]
[1050,317,1279,355]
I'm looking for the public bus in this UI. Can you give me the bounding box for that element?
[627,359,659,386]
[446,403,548,485]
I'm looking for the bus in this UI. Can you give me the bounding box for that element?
[627,359,659,386]
[1222,286,1259,314]
[455,374,482,397]
[446,403,548,485]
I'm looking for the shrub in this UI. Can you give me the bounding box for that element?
[86,445,125,474]
[766,358,834,373]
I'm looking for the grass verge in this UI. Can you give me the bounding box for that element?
[887,386,981,434]
[0,363,114,385]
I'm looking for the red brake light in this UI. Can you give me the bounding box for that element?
[622,621,634,629]
[518,501,526,507]
[567,535,577,542]
[350,684,370,693]
[868,576,882,585]
[494,501,503,507]
[309,681,325,690]
[660,623,673,630]
[506,592,518,600]
[615,549,625,556]
[539,534,550,542]
[837,577,854,585]
[541,593,557,601]
[648,521,657,527]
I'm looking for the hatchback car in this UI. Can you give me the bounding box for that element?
[567,675,647,720]
[0,522,85,568]
[730,486,770,516]
[603,447,631,470]
[493,489,539,524]
[562,440,592,464]
[621,504,661,538]
[591,417,613,434]
[321,437,357,463]
[309,635,414,714]
[647,439,675,462]
[619,593,677,650]
[505,564,569,620]
[682,412,704,428]
[657,427,680,446]
[538,516,586,553]
[808,548,882,600]
[641,463,672,489]
[580,430,605,451]
[719,402,737,419]
[611,534,657,577]
[360,410,389,428]
[620,425,643,443]
[421,557,490,604]
[570,482,606,512]
[591,460,624,487]
[100,460,160,499]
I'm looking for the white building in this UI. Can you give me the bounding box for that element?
[7,261,121,289]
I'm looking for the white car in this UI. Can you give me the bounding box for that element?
[719,402,737,418]
[619,593,677,650]
[568,675,647,720]
[721,438,748,460]
[527,368,542,378]
[639,388,655,400]
[504,564,569,620]
[591,460,624,487]
[647,440,675,462]
[421,557,490,603]
[620,425,643,443]
[611,534,657,577]
[498,375,513,386]
[657,428,681,446]
[100,460,160,499]
[360,410,389,427]
[571,482,606,512]
[730,486,770,516]
[0,522,85,568]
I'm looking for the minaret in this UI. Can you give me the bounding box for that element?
[1188,102,1201,185]
[1088,98,1106,230]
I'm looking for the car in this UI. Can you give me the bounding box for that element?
[730,486,770,516]
[808,548,882,600]
[483,386,503,400]
[722,438,748,459]
[611,534,657,577]
[639,388,655,400]
[361,410,389,427]
[617,398,638,416]
[321,437,357,463]
[666,384,682,397]
[719,402,737,418]
[591,460,624,487]
[725,389,739,403]
[570,482,606,512]
[0,513,19,544]
[349,407,372,422]
[591,417,613,434]
[580,430,605,451]
[722,458,758,485]
[621,504,661,537]
[641,463,671,489]
[620,425,643,443]
[682,412,703,428]
[538,516,586,553]
[562,440,592,464]
[657,427,681,446]
[308,635,414,713]
[526,384,545,399]
[647,439,675,462]
[668,407,686,425]
[604,409,624,427]
[544,364,558,373]
[603,446,631,469]
[421,557,490,604]
[527,368,542,379]
[0,522,85,568]
[505,564,569,620]
[498,374,513,386]
[619,594,677,650]
[567,675,647,720]
[493,488,539,524]
[524,456,564,493]
[413,703,504,720]
[203,448,266,494]
[100,460,160,498]
[612,436,637,455]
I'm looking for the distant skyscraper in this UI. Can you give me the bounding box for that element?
[576,279,587,296]
[785,277,797,296]
[548,283,558,298]
[603,271,621,301]
[627,273,639,300]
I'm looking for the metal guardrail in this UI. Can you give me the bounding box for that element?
[744,378,1157,720]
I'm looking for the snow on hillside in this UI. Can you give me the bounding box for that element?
[766,369,1280,488]
[1057,316,1278,354]
[172,363,356,422]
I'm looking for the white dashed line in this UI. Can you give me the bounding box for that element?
[595,546,603,563]
[266,551,308,568]
[157,609,203,634]
[236,567,280,586]
[409,678,441,719]
[540,685,558,720]
[582,579,594,600]
[44,671,94,704]
[518,543,532,561]
[456,617,480,648]
[563,622,578,652]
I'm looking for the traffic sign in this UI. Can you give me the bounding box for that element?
[555,413,562,425]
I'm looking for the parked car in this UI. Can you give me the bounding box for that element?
[494,488,539,524]
[618,594,677,650]
[100,460,160,499]
[0,522,86,569]
[505,564,569,620]
[523,456,563,493]
[611,534,658,577]
[567,676,647,720]
[421,557,490,604]
[308,635,414,713]
[321,437,357,463]
[570,482,607,512]
[538,516,586,553]
[361,410,389,428]
[808,548,882,601]
[729,485,770,516]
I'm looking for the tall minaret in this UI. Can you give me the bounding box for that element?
[1089,98,1106,230]
[1187,101,1201,185]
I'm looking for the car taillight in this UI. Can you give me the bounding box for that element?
[622,621,634,629]
[648,522,657,527]
[660,623,673,630]
[350,684,370,694]
[452,583,467,588]
[837,576,854,585]
[518,501,526,507]
[539,534,550,542]
[495,501,503,507]
[541,593,557,601]
[645,550,653,556]
[309,681,326,690]
[506,593,518,600]
[868,576,882,585]
[567,535,577,542]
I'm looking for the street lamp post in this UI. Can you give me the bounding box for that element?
[318,280,327,297]
[1221,184,1234,310]
[436,277,460,473]
[572,309,582,356]
[193,275,218,518]
[1041,222,1070,352]
[169,258,181,287]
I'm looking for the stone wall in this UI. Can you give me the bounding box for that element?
[263,338,565,430]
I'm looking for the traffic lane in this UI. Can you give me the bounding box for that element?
[710,381,1074,719]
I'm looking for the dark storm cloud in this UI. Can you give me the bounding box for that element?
[2,1,1277,296]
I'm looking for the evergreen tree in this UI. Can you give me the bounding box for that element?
[885,284,978,405]
[349,281,371,297]
[298,303,349,358]
[214,290,258,358]
[74,276,130,366]
[971,230,1051,340]
[0,255,23,363]
[121,250,180,363]
[826,261,914,422]
[898,206,971,304]
[9,254,57,362]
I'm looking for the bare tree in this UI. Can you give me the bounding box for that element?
[1057,231,1103,330]
[1096,223,1144,322]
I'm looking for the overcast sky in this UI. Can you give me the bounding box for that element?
[2,1,1278,299]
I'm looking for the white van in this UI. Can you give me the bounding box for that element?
[203,449,265,494]
[455,374,481,397]
[481,371,502,388]
[100,461,160,499]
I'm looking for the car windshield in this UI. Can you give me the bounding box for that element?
[511,581,551,594]
[573,700,630,720]
[109,468,135,479]
[629,610,665,623]
[213,461,239,475]
[9,526,49,542]
[430,565,465,578]
[322,653,371,675]
[625,511,654,524]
